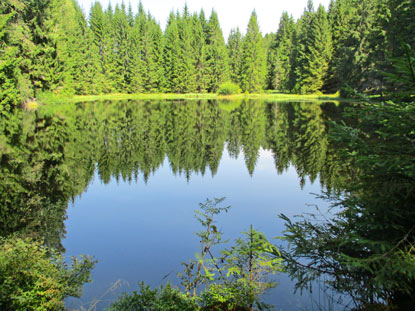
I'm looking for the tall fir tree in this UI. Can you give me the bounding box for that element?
[267,12,295,91]
[112,3,131,92]
[175,5,197,93]
[205,10,229,92]
[292,2,332,93]
[326,0,355,92]
[127,3,145,93]
[0,1,24,110]
[191,12,209,92]
[240,10,267,93]
[227,28,243,85]
[162,12,180,92]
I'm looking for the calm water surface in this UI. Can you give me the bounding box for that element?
[1,99,347,310]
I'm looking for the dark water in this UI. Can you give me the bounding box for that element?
[0,99,347,310]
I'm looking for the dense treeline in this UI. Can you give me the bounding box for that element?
[1,0,414,110]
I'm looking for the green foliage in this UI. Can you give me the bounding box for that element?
[110,197,283,311]
[109,282,198,311]
[3,0,413,102]
[178,198,283,310]
[200,282,257,311]
[221,226,283,310]
[292,3,332,94]
[227,28,243,85]
[280,100,415,309]
[240,11,266,93]
[383,44,415,100]
[178,197,230,296]
[0,237,95,311]
[267,12,295,92]
[205,10,229,93]
[217,81,241,95]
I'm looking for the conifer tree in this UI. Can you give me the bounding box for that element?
[227,28,243,85]
[336,0,376,93]
[175,6,197,93]
[162,12,180,92]
[0,2,23,110]
[127,4,145,93]
[192,12,209,92]
[98,3,119,92]
[268,12,295,91]
[112,3,131,92]
[49,0,102,95]
[240,11,267,93]
[205,10,229,92]
[89,1,114,92]
[326,0,355,92]
[292,2,332,93]
[148,17,165,92]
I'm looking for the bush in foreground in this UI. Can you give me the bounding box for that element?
[0,237,95,311]
[109,282,198,311]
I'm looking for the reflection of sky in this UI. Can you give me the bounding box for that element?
[64,147,331,310]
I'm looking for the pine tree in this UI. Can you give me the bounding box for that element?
[268,12,295,91]
[175,6,197,93]
[292,2,332,93]
[162,12,180,92]
[49,0,102,95]
[112,3,131,92]
[100,3,119,92]
[192,12,209,92]
[127,2,146,93]
[240,11,267,93]
[205,10,229,93]
[0,2,23,111]
[326,0,355,92]
[373,0,415,95]
[227,28,243,85]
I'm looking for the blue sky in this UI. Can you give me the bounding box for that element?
[77,0,331,38]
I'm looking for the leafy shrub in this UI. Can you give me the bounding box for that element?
[109,282,198,311]
[217,82,241,95]
[200,283,255,311]
[0,237,95,311]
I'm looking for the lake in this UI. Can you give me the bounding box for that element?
[0,99,348,310]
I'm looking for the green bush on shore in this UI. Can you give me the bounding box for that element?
[217,82,242,95]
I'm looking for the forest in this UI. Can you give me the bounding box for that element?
[1,0,415,111]
[1,0,415,310]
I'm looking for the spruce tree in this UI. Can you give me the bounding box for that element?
[240,11,267,93]
[292,2,332,93]
[326,0,355,92]
[112,3,131,92]
[192,12,209,92]
[103,3,119,92]
[268,12,295,91]
[89,1,114,93]
[162,12,180,92]
[148,17,165,92]
[205,10,229,93]
[175,6,197,93]
[0,2,23,110]
[227,28,243,85]
[127,4,145,93]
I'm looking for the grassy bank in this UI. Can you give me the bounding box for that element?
[38,91,345,105]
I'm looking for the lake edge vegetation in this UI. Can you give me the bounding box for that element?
[1,0,414,113]
[1,0,415,310]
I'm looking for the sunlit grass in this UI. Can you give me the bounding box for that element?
[69,91,344,103]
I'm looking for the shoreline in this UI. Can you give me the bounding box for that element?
[60,92,344,103]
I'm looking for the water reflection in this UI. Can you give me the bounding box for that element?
[0,99,348,309]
